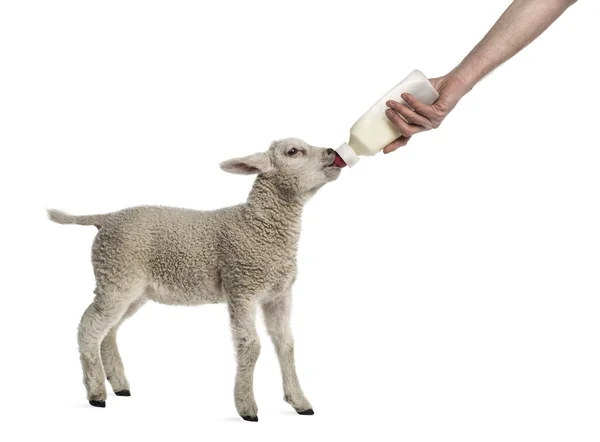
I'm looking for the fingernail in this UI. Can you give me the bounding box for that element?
[385,109,393,117]
[386,100,394,107]
[401,94,409,101]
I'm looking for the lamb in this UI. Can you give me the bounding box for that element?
[47,138,342,422]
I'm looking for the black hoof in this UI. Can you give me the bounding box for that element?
[89,400,106,408]
[115,390,131,397]
[241,415,258,422]
[297,408,314,415]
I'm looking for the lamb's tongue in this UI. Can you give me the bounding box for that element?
[333,153,347,168]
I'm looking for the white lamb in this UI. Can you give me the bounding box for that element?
[47,138,343,422]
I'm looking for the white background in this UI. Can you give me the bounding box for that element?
[1,0,598,441]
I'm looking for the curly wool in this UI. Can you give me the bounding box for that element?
[48,138,340,420]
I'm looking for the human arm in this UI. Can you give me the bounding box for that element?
[383,0,578,153]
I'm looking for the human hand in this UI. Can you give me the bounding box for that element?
[383,74,471,154]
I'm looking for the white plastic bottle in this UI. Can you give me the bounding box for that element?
[335,70,439,167]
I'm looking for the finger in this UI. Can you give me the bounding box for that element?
[386,100,432,128]
[401,93,438,120]
[383,136,411,154]
[385,109,428,137]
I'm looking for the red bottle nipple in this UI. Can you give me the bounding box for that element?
[333,153,347,168]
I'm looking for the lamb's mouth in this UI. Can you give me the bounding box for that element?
[324,158,343,169]
[324,163,342,172]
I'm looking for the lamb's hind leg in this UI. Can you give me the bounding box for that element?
[262,292,313,415]
[78,285,144,408]
[101,296,147,397]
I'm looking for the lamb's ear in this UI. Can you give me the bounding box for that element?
[220,152,272,175]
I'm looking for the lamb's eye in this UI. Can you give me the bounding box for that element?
[287,148,298,156]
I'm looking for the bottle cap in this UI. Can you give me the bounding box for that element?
[336,143,360,168]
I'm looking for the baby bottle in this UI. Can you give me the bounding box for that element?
[335,70,439,167]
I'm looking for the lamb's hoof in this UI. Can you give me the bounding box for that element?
[115,390,131,397]
[297,409,314,415]
[241,415,258,422]
[89,400,106,408]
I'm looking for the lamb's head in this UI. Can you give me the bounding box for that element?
[220,138,342,200]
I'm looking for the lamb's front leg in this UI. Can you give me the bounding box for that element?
[261,292,313,415]
[227,297,261,422]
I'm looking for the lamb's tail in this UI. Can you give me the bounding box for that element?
[47,209,108,229]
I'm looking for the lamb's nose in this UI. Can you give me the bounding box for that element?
[326,148,334,155]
